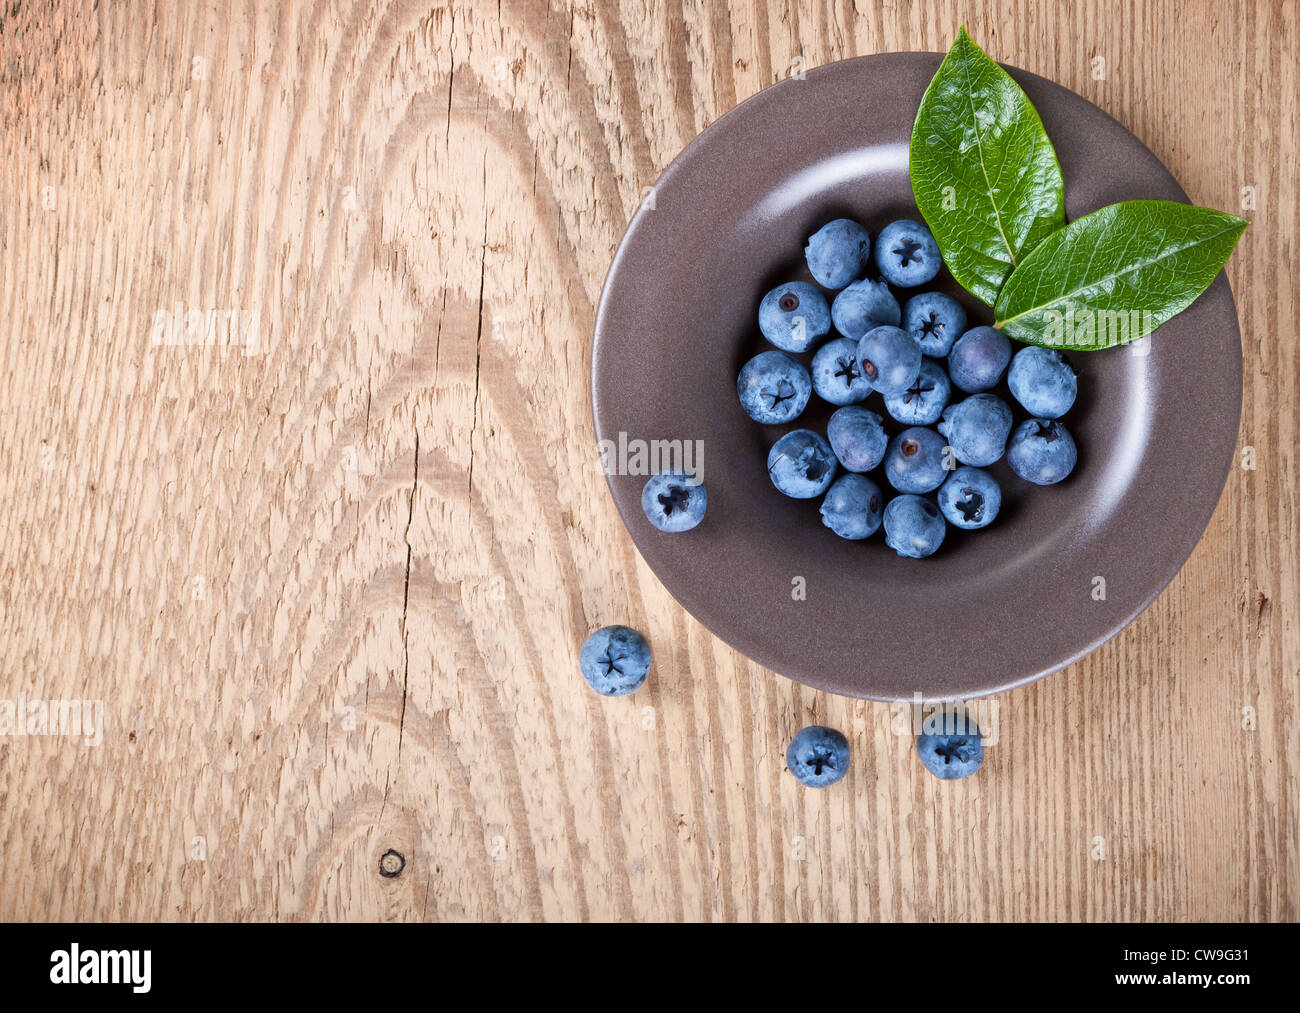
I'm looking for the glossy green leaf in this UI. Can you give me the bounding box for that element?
[910,27,1065,305]
[993,200,1248,350]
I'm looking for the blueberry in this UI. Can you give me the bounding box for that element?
[884,426,951,494]
[786,725,850,788]
[819,473,884,540]
[947,326,1011,393]
[758,281,831,353]
[936,466,1001,530]
[641,470,707,532]
[579,625,651,697]
[916,710,984,779]
[811,337,873,406]
[874,219,941,287]
[830,277,901,339]
[883,494,946,558]
[1007,346,1078,418]
[882,357,952,426]
[902,291,967,357]
[804,218,870,290]
[857,325,922,396]
[826,406,888,472]
[1006,418,1078,485]
[768,429,837,499]
[737,350,811,424]
[938,393,1013,467]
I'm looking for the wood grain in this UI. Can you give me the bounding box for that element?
[0,0,1295,922]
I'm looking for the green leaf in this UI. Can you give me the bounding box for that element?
[993,200,1248,350]
[910,26,1065,306]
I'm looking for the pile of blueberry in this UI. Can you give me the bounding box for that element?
[615,217,1081,783]
[737,216,1079,557]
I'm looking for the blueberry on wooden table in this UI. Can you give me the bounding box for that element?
[579,626,652,697]
[916,712,984,780]
[786,725,851,788]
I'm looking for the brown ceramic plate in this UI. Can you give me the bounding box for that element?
[591,53,1241,701]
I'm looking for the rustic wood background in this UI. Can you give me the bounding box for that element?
[0,0,1295,922]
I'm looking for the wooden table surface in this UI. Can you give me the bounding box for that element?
[1,0,1295,922]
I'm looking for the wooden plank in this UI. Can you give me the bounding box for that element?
[0,0,1294,921]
